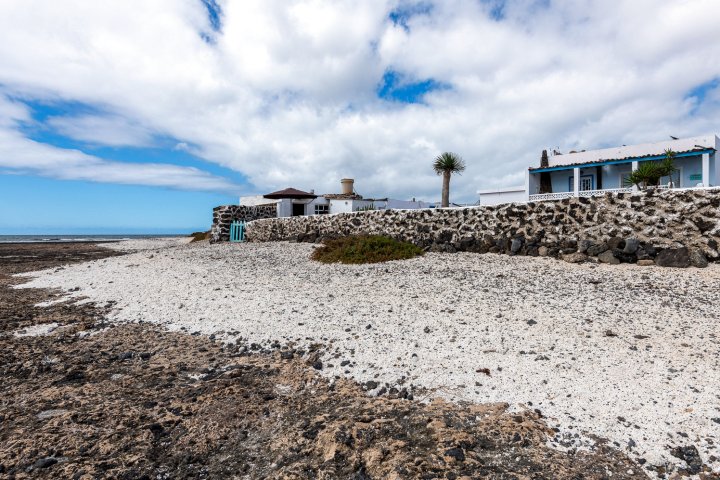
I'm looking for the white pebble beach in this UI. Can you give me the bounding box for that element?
[17,240,720,476]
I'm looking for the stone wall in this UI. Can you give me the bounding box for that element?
[245,189,720,267]
[210,205,277,243]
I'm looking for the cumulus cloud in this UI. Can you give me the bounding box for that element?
[0,0,719,200]
[0,97,240,193]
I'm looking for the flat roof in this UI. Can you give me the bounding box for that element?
[529,148,715,173]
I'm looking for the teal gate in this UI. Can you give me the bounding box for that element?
[229,221,246,242]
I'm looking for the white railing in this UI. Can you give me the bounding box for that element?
[527,192,575,201]
[528,186,720,202]
[578,187,633,197]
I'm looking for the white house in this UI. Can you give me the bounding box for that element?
[479,134,719,204]
[240,178,435,217]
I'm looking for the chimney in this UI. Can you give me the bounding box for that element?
[340,178,354,195]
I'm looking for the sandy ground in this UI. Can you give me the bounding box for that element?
[1,242,646,479]
[18,240,720,476]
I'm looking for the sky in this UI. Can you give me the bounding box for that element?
[1,0,719,233]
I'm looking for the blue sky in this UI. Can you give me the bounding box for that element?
[1,0,719,233]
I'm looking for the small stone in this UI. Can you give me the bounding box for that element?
[312,360,323,370]
[598,250,620,264]
[117,351,133,361]
[423,326,431,334]
[577,239,593,253]
[538,246,549,257]
[637,259,655,266]
[444,447,465,462]
[587,243,609,256]
[623,238,640,254]
[688,249,708,268]
[562,252,587,263]
[33,457,57,469]
[527,319,537,326]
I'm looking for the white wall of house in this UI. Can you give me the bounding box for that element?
[478,187,525,205]
[383,199,435,209]
[239,195,278,206]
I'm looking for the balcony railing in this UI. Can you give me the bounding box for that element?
[529,187,633,202]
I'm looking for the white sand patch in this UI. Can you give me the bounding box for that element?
[18,241,720,475]
[102,237,192,253]
[14,322,60,337]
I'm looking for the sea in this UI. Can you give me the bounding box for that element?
[0,234,187,243]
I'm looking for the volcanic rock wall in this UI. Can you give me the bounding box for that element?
[210,205,277,243]
[244,189,720,267]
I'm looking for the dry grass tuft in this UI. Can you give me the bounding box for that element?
[311,235,424,264]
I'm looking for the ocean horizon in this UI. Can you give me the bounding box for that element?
[0,234,189,243]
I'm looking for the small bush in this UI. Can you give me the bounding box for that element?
[311,235,424,264]
[189,231,210,242]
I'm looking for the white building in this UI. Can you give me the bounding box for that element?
[479,134,719,204]
[240,179,435,217]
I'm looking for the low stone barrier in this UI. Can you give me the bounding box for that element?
[244,189,720,267]
[210,205,277,243]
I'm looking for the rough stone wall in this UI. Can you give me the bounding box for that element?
[210,205,277,243]
[245,189,720,266]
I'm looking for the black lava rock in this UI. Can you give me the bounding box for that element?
[655,247,691,268]
[444,447,465,462]
[33,457,57,469]
[670,445,703,475]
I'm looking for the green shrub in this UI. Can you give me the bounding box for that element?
[311,235,424,264]
[189,231,210,242]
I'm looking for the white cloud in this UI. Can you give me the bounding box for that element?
[47,114,155,147]
[0,0,719,200]
[0,97,241,193]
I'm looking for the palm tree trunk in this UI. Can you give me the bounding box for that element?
[441,171,450,208]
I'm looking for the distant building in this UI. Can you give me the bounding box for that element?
[478,134,719,205]
[240,178,435,217]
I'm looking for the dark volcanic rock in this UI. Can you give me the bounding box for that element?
[655,248,691,268]
[688,249,708,268]
[670,445,703,475]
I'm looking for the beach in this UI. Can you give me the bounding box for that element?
[4,239,719,478]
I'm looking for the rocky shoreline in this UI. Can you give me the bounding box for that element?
[0,242,664,479]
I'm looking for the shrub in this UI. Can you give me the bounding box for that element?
[311,235,424,264]
[189,231,210,242]
[624,149,677,189]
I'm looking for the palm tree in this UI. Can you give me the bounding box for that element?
[624,149,678,190]
[433,152,466,208]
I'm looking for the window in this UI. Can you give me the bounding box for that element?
[314,204,329,215]
[568,174,594,191]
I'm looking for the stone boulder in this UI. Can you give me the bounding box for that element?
[689,249,709,268]
[562,252,588,264]
[598,250,620,265]
[655,247,691,268]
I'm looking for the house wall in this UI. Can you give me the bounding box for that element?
[245,189,720,262]
[478,188,526,205]
[383,199,435,209]
[679,156,703,187]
